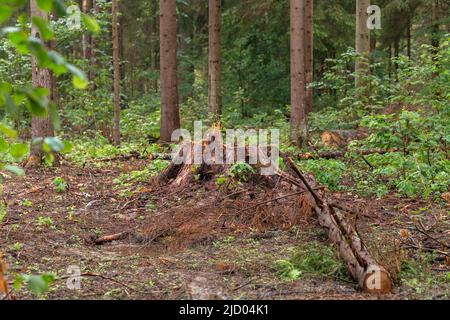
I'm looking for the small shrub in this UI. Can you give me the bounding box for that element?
[53,177,67,193]
[275,242,349,281]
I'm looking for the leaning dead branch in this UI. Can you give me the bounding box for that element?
[283,156,393,293]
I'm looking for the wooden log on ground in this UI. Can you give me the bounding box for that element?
[284,156,393,293]
[321,130,368,148]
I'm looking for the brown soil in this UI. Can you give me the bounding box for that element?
[1,160,448,300]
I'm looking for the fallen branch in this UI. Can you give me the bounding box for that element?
[59,272,135,292]
[283,157,323,207]
[284,156,393,293]
[93,231,130,245]
[0,255,8,300]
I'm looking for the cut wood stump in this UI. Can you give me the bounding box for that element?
[0,254,8,298]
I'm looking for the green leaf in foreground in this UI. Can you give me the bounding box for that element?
[32,16,54,41]
[14,273,56,296]
[81,13,100,34]
[4,165,25,176]
[36,0,53,12]
[10,143,29,159]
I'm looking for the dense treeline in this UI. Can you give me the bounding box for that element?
[2,1,449,138]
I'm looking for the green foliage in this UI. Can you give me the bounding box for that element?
[399,253,449,296]
[13,273,55,297]
[52,177,67,193]
[114,161,168,187]
[36,215,54,228]
[215,175,229,189]
[298,159,347,191]
[229,162,255,183]
[121,99,161,142]
[275,242,349,281]
[0,201,6,223]
[0,0,99,177]
[306,39,450,200]
[11,242,23,251]
[309,107,359,132]
[275,260,302,281]
[21,199,33,207]
[351,107,449,199]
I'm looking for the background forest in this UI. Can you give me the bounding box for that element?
[0,0,449,300]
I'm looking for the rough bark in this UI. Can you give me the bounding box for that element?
[0,255,8,298]
[208,0,222,120]
[304,0,314,114]
[407,19,411,59]
[160,0,180,143]
[178,3,194,104]
[355,0,371,89]
[284,157,393,293]
[112,0,121,145]
[290,0,308,146]
[316,202,393,293]
[431,0,440,50]
[90,0,99,87]
[27,0,55,167]
[82,0,92,60]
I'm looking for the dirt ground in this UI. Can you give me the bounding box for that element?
[1,160,448,300]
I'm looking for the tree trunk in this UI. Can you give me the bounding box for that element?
[150,0,159,92]
[112,0,121,145]
[290,0,308,146]
[82,0,92,61]
[283,157,393,293]
[431,0,440,51]
[178,3,194,104]
[355,0,371,89]
[208,0,222,120]
[407,19,411,59]
[27,0,55,167]
[304,0,313,114]
[160,0,180,142]
[370,33,377,52]
[90,0,99,87]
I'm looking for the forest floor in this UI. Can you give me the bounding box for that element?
[1,159,449,300]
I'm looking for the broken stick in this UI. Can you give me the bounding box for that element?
[284,156,393,293]
[93,231,130,245]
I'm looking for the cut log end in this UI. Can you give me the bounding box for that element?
[361,266,393,294]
